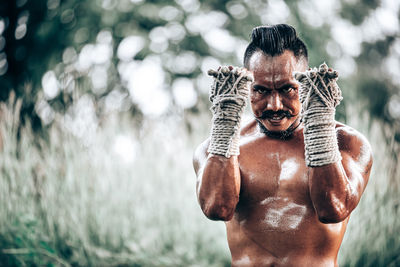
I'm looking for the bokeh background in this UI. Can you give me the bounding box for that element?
[0,0,399,266]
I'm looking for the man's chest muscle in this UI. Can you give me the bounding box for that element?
[238,138,309,204]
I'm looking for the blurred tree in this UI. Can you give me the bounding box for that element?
[0,0,48,128]
[0,0,398,138]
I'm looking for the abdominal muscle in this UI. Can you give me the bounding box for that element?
[225,197,348,267]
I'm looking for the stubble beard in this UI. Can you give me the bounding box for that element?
[256,117,302,140]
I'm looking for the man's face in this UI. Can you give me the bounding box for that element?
[247,50,307,136]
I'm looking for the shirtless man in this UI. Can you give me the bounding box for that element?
[193,24,373,266]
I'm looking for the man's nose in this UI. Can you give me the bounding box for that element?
[266,92,283,112]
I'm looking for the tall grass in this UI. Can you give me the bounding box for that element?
[0,97,399,266]
[0,98,229,266]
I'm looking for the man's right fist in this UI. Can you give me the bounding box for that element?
[208,66,253,104]
[206,66,253,158]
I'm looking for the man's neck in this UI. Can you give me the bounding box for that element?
[256,117,302,140]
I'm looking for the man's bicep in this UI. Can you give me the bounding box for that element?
[341,153,371,201]
[339,128,373,199]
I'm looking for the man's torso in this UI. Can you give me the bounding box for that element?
[226,120,348,267]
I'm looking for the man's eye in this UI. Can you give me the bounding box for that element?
[253,87,269,94]
[282,87,293,93]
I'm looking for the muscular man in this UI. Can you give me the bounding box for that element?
[193,24,372,266]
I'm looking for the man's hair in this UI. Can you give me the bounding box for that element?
[243,24,308,68]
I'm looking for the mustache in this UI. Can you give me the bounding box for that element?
[258,110,294,120]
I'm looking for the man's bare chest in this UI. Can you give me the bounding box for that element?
[235,137,321,238]
[238,136,309,204]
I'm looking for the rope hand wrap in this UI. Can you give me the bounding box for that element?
[294,63,343,167]
[207,66,253,158]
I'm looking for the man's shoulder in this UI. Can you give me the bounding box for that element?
[240,118,258,136]
[335,122,370,146]
[335,122,373,163]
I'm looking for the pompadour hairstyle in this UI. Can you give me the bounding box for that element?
[243,24,308,68]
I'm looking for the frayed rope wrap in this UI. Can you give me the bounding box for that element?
[207,66,253,158]
[294,63,343,167]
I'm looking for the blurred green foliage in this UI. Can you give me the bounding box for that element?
[0,0,399,133]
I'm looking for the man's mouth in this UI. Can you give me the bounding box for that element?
[268,114,286,121]
[258,110,293,123]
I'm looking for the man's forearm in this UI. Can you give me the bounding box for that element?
[308,161,357,223]
[197,154,240,221]
[295,63,359,223]
[195,66,251,221]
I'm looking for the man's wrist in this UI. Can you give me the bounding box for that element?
[208,102,245,158]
